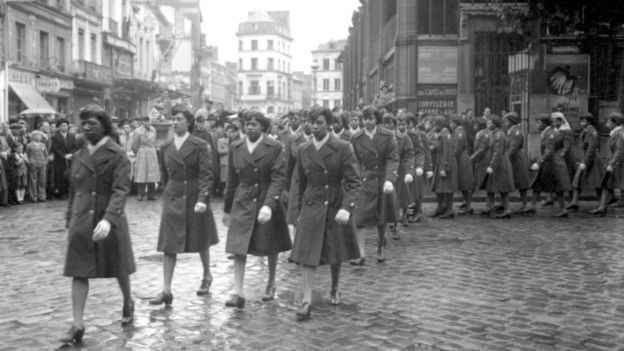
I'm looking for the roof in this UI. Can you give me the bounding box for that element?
[312,40,347,53]
[244,11,276,23]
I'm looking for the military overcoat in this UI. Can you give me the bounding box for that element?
[452,126,474,192]
[64,138,136,278]
[530,127,571,193]
[431,128,458,194]
[157,135,219,253]
[395,132,416,208]
[572,125,604,191]
[602,128,624,190]
[484,128,515,193]
[505,124,530,190]
[471,129,490,190]
[290,136,361,267]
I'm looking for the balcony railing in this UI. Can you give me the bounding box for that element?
[72,59,113,85]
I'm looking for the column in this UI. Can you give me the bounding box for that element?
[394,0,418,107]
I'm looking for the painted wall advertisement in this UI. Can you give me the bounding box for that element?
[417,46,458,84]
[416,85,457,115]
[546,54,589,128]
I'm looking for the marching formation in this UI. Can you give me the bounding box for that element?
[36,102,624,345]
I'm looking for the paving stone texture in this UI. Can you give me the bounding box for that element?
[1,198,624,350]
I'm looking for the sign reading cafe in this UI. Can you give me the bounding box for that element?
[416,85,457,115]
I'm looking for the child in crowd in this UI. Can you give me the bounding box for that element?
[26,131,49,202]
[11,143,28,204]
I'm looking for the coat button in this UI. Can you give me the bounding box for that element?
[91,191,96,195]
[89,210,94,214]
[324,201,328,205]
[323,170,327,174]
[184,181,187,184]
[254,168,258,172]
[253,198,257,202]
[182,196,186,199]
[325,185,329,189]
[254,184,258,187]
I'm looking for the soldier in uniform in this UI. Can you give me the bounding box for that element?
[503,112,531,214]
[351,105,399,264]
[450,114,474,215]
[290,108,361,320]
[482,115,515,218]
[222,111,291,308]
[430,115,458,218]
[406,112,430,222]
[469,117,490,213]
[332,111,353,142]
[149,105,219,306]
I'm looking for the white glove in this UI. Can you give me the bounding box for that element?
[0,151,7,158]
[607,165,614,173]
[64,154,73,160]
[404,173,413,184]
[578,163,586,171]
[440,170,447,177]
[383,181,394,194]
[530,163,539,171]
[426,171,434,179]
[257,205,272,224]
[194,202,207,213]
[335,209,350,225]
[92,219,111,242]
[486,167,493,174]
[415,167,424,177]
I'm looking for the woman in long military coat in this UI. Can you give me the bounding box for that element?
[483,115,515,218]
[290,108,361,320]
[529,114,571,217]
[61,106,135,344]
[470,117,490,195]
[351,105,399,264]
[406,113,430,222]
[503,112,531,214]
[588,112,624,215]
[430,116,458,218]
[131,116,160,200]
[150,105,219,306]
[450,115,474,215]
[223,111,291,308]
[567,113,604,211]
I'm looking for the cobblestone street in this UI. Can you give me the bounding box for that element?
[1,198,624,350]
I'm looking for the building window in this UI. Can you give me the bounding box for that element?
[323,79,330,91]
[238,40,242,51]
[15,22,26,63]
[238,81,243,96]
[267,58,274,70]
[334,78,341,91]
[251,58,258,70]
[323,58,330,71]
[323,99,330,108]
[267,106,274,113]
[78,29,85,60]
[238,58,243,70]
[334,100,341,109]
[251,40,258,50]
[249,80,260,95]
[267,40,273,50]
[39,31,49,68]
[335,59,341,71]
[56,37,65,72]
[418,0,458,35]
[56,0,65,10]
[267,81,274,96]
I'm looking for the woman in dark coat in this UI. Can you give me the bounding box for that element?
[567,113,604,211]
[290,108,362,320]
[588,112,624,215]
[529,114,571,217]
[503,112,531,213]
[351,105,399,264]
[482,114,515,218]
[150,105,219,306]
[470,117,490,196]
[406,112,429,223]
[61,106,135,344]
[450,114,474,215]
[222,111,291,308]
[430,115,458,218]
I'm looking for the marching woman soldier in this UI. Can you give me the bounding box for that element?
[553,112,577,201]
[222,111,291,308]
[503,112,531,214]
[567,113,604,211]
[588,112,624,215]
[406,112,430,222]
[61,105,136,344]
[351,105,399,264]
[430,115,458,218]
[290,107,361,320]
[131,116,160,201]
[470,117,490,212]
[449,114,474,215]
[482,115,515,218]
[529,114,571,217]
[150,104,219,306]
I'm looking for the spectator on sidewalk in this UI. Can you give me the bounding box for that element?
[51,119,76,199]
[26,131,49,202]
[131,116,160,201]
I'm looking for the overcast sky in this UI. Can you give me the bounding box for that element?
[200,0,360,73]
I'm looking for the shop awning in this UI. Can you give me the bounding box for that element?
[9,82,56,114]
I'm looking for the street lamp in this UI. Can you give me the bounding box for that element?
[311,60,319,107]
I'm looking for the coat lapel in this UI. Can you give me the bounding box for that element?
[357,132,378,154]
[165,142,185,166]
[252,137,271,164]
[318,136,339,163]
[74,147,95,173]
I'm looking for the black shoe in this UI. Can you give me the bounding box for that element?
[149,291,173,305]
[540,199,554,207]
[587,207,607,216]
[376,251,385,263]
[350,257,366,266]
[262,285,276,302]
[429,210,443,218]
[137,196,144,201]
[409,213,423,223]
[121,300,134,326]
[225,294,245,308]
[391,226,400,240]
[60,325,84,344]
[458,207,474,215]
[296,301,312,321]
[227,254,234,260]
[330,290,342,305]
[495,211,512,219]
[439,211,455,219]
[552,210,568,218]
[196,277,212,295]
[522,207,537,215]
[565,203,580,211]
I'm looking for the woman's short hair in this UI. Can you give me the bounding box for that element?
[309,107,333,125]
[171,104,195,133]
[79,106,113,136]
[607,111,624,125]
[243,110,271,132]
[362,105,381,124]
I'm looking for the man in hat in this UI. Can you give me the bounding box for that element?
[51,118,77,199]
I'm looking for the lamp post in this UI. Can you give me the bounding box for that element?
[311,60,319,107]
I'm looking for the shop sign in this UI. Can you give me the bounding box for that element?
[416,85,457,115]
[546,54,589,128]
[36,78,61,93]
[418,46,458,84]
[7,69,36,87]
